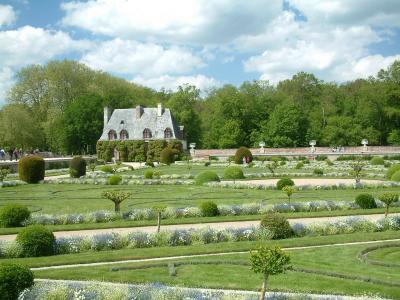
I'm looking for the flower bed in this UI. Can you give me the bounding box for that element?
[2,216,399,257]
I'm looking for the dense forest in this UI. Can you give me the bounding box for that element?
[0,60,399,153]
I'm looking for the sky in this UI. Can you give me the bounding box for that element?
[0,0,400,104]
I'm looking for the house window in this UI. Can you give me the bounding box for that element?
[143,128,152,139]
[108,130,117,140]
[164,127,173,138]
[120,120,125,125]
[120,130,129,140]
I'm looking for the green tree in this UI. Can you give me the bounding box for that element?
[101,191,131,213]
[152,204,167,232]
[282,185,296,204]
[250,245,291,300]
[378,193,399,217]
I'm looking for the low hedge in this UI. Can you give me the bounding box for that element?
[18,155,45,183]
[260,213,293,239]
[199,201,219,217]
[195,171,220,185]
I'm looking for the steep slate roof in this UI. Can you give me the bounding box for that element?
[99,107,181,141]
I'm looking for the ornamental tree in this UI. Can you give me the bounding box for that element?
[378,192,399,217]
[282,185,296,204]
[250,245,291,300]
[0,168,10,182]
[349,159,364,185]
[101,190,131,213]
[152,204,167,232]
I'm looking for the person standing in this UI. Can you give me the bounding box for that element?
[13,148,19,161]
[0,148,5,161]
[7,148,13,161]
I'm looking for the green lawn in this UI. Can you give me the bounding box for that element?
[366,245,400,264]
[1,183,399,215]
[33,238,400,298]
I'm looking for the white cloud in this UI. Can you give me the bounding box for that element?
[0,26,91,68]
[0,67,14,102]
[61,0,282,44]
[133,74,220,92]
[0,5,16,27]
[81,39,204,77]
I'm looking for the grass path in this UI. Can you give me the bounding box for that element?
[1,212,397,242]
[31,238,400,271]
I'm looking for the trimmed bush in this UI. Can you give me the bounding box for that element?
[295,162,304,169]
[391,170,400,182]
[234,147,253,164]
[69,156,86,178]
[0,204,30,227]
[160,147,175,165]
[276,177,294,190]
[325,159,333,166]
[108,175,122,185]
[199,201,219,217]
[16,225,55,257]
[313,168,324,176]
[315,155,327,161]
[386,164,400,179]
[100,165,114,173]
[260,213,293,239]
[370,156,384,165]
[144,169,154,179]
[195,171,220,185]
[223,166,245,180]
[18,155,45,183]
[0,263,34,300]
[355,193,377,209]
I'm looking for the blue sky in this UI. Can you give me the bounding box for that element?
[0,0,400,104]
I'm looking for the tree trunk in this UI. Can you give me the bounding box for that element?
[385,204,389,217]
[115,202,120,213]
[259,274,268,300]
[157,211,161,232]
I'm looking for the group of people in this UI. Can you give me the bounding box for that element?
[0,148,40,161]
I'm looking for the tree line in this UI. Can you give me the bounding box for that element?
[1,59,399,153]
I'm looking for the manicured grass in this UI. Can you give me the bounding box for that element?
[366,245,400,263]
[0,207,399,235]
[1,183,399,215]
[33,239,400,298]
[3,231,399,268]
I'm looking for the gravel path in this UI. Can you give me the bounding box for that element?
[226,178,385,187]
[1,213,398,242]
[31,238,400,271]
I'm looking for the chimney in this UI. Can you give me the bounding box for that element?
[179,125,185,139]
[104,107,111,127]
[157,103,163,117]
[136,105,143,119]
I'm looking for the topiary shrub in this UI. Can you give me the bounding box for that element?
[199,201,219,217]
[16,225,55,257]
[100,165,114,173]
[355,193,377,209]
[0,263,34,300]
[0,204,30,227]
[370,157,384,165]
[391,170,400,182]
[160,147,175,165]
[144,169,154,179]
[195,171,220,185]
[234,147,253,164]
[325,159,333,166]
[313,168,324,176]
[276,177,294,190]
[69,156,87,178]
[18,155,45,183]
[315,155,327,161]
[108,175,122,185]
[260,213,293,239]
[223,166,245,180]
[295,162,304,169]
[386,164,400,179]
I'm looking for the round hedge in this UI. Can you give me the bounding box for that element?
[355,193,377,209]
[199,201,219,217]
[234,147,253,164]
[223,166,245,180]
[144,169,154,179]
[0,263,34,300]
[391,170,400,182]
[108,175,122,185]
[313,168,324,176]
[100,165,114,173]
[18,155,45,184]
[0,204,30,227]
[160,148,175,165]
[16,225,55,257]
[260,213,293,239]
[276,177,295,190]
[386,164,400,179]
[295,162,304,169]
[69,156,86,178]
[195,171,220,185]
[370,157,384,165]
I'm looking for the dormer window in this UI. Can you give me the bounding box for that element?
[120,130,129,140]
[164,127,173,138]
[120,120,125,125]
[143,128,152,139]
[108,130,117,140]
